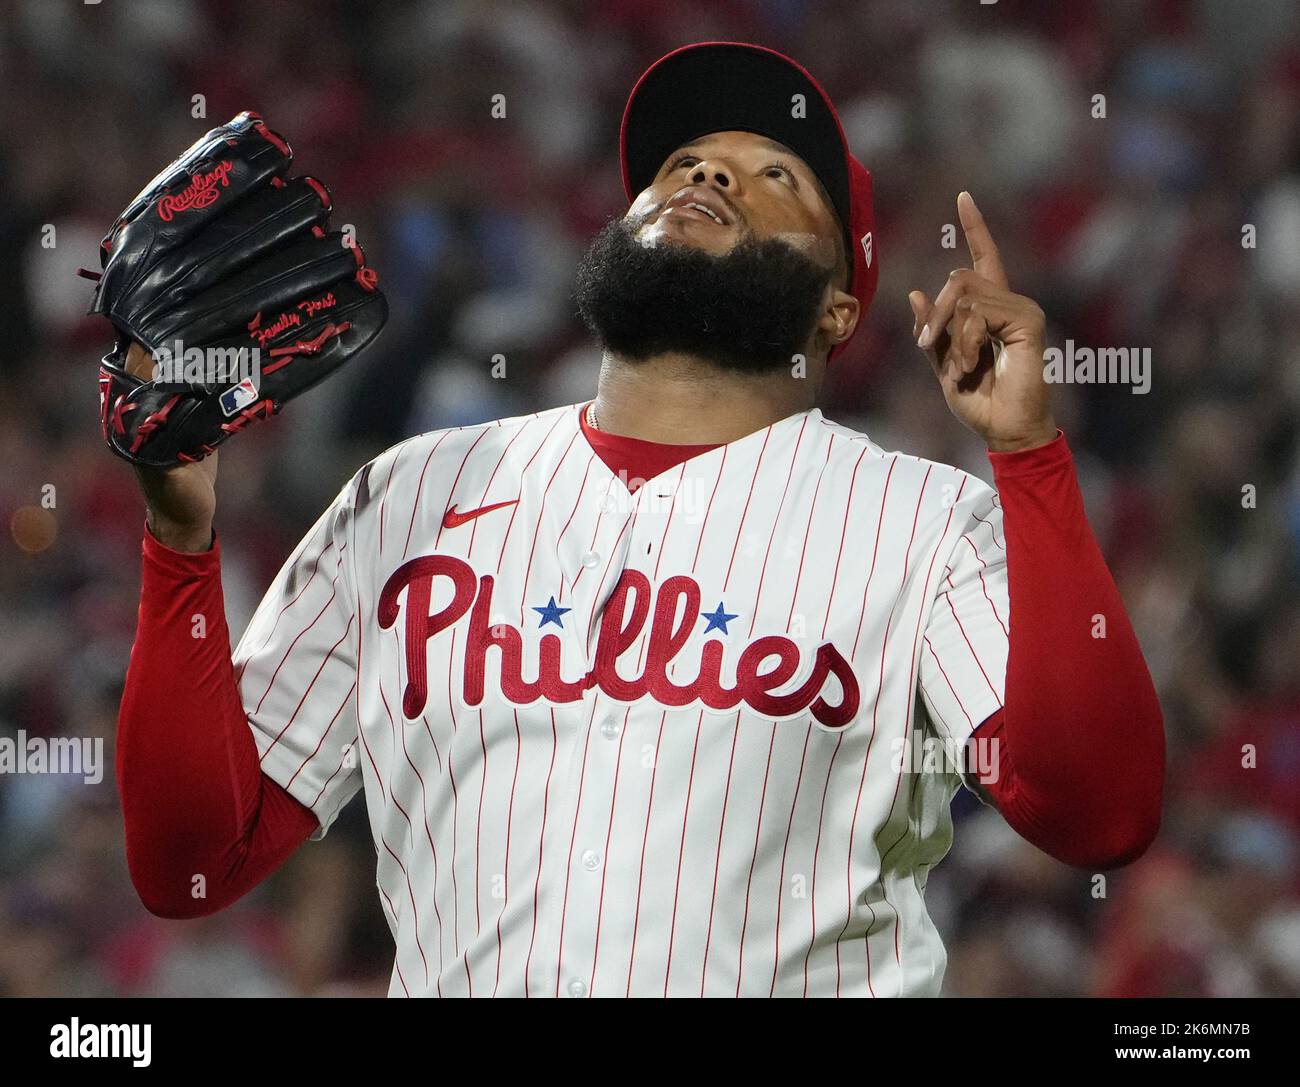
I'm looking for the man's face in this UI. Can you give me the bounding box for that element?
[629,129,845,274]
[573,130,858,373]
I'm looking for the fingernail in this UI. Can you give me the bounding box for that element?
[918,326,932,349]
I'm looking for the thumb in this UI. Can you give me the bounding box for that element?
[908,290,944,380]
[125,341,156,381]
[907,290,931,340]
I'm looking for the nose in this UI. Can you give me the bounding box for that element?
[687,159,733,192]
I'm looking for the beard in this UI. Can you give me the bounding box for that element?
[573,215,834,373]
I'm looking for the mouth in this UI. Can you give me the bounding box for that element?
[660,187,734,227]
[661,203,726,226]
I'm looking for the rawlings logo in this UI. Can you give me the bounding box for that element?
[379,556,861,728]
[157,160,235,221]
[247,293,336,347]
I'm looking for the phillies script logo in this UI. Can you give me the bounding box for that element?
[157,160,235,221]
[379,556,860,728]
[247,292,337,347]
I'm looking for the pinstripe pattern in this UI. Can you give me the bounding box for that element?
[232,404,1009,997]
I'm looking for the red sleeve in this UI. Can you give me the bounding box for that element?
[970,432,1165,869]
[116,525,319,918]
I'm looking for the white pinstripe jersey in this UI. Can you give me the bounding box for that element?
[233,403,1009,997]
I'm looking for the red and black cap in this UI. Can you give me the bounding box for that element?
[620,41,878,360]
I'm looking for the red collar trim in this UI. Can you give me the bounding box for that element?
[578,404,722,492]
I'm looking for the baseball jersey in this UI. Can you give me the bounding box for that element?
[232,402,1009,997]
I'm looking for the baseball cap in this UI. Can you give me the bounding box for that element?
[620,41,878,361]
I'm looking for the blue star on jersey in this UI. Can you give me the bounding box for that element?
[533,596,571,629]
[700,601,739,635]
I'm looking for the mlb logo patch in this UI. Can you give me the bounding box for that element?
[220,377,259,416]
[860,231,873,268]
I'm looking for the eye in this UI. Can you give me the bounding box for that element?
[666,153,699,173]
[764,160,796,183]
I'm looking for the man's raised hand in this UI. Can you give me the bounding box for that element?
[908,192,1057,453]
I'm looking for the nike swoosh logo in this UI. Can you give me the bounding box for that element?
[442,499,519,529]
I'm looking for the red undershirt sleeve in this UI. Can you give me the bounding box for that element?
[116,526,318,919]
[971,431,1165,869]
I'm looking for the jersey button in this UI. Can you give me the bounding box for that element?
[580,550,601,568]
[600,494,619,514]
[567,979,588,998]
[580,849,602,871]
[599,717,620,740]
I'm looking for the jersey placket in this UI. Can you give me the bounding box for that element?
[540,469,676,997]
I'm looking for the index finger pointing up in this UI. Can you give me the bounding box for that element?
[957,191,1009,289]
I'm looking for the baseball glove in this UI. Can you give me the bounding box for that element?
[85,111,387,467]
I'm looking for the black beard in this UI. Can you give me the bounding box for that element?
[572,215,833,373]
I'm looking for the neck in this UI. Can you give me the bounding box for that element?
[591,351,821,444]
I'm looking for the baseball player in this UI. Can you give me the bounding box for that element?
[113,43,1165,997]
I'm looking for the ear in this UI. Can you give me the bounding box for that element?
[815,285,860,350]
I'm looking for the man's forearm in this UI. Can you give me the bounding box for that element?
[973,432,1165,869]
[117,526,316,918]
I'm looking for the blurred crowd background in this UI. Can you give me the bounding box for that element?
[1,0,1297,997]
